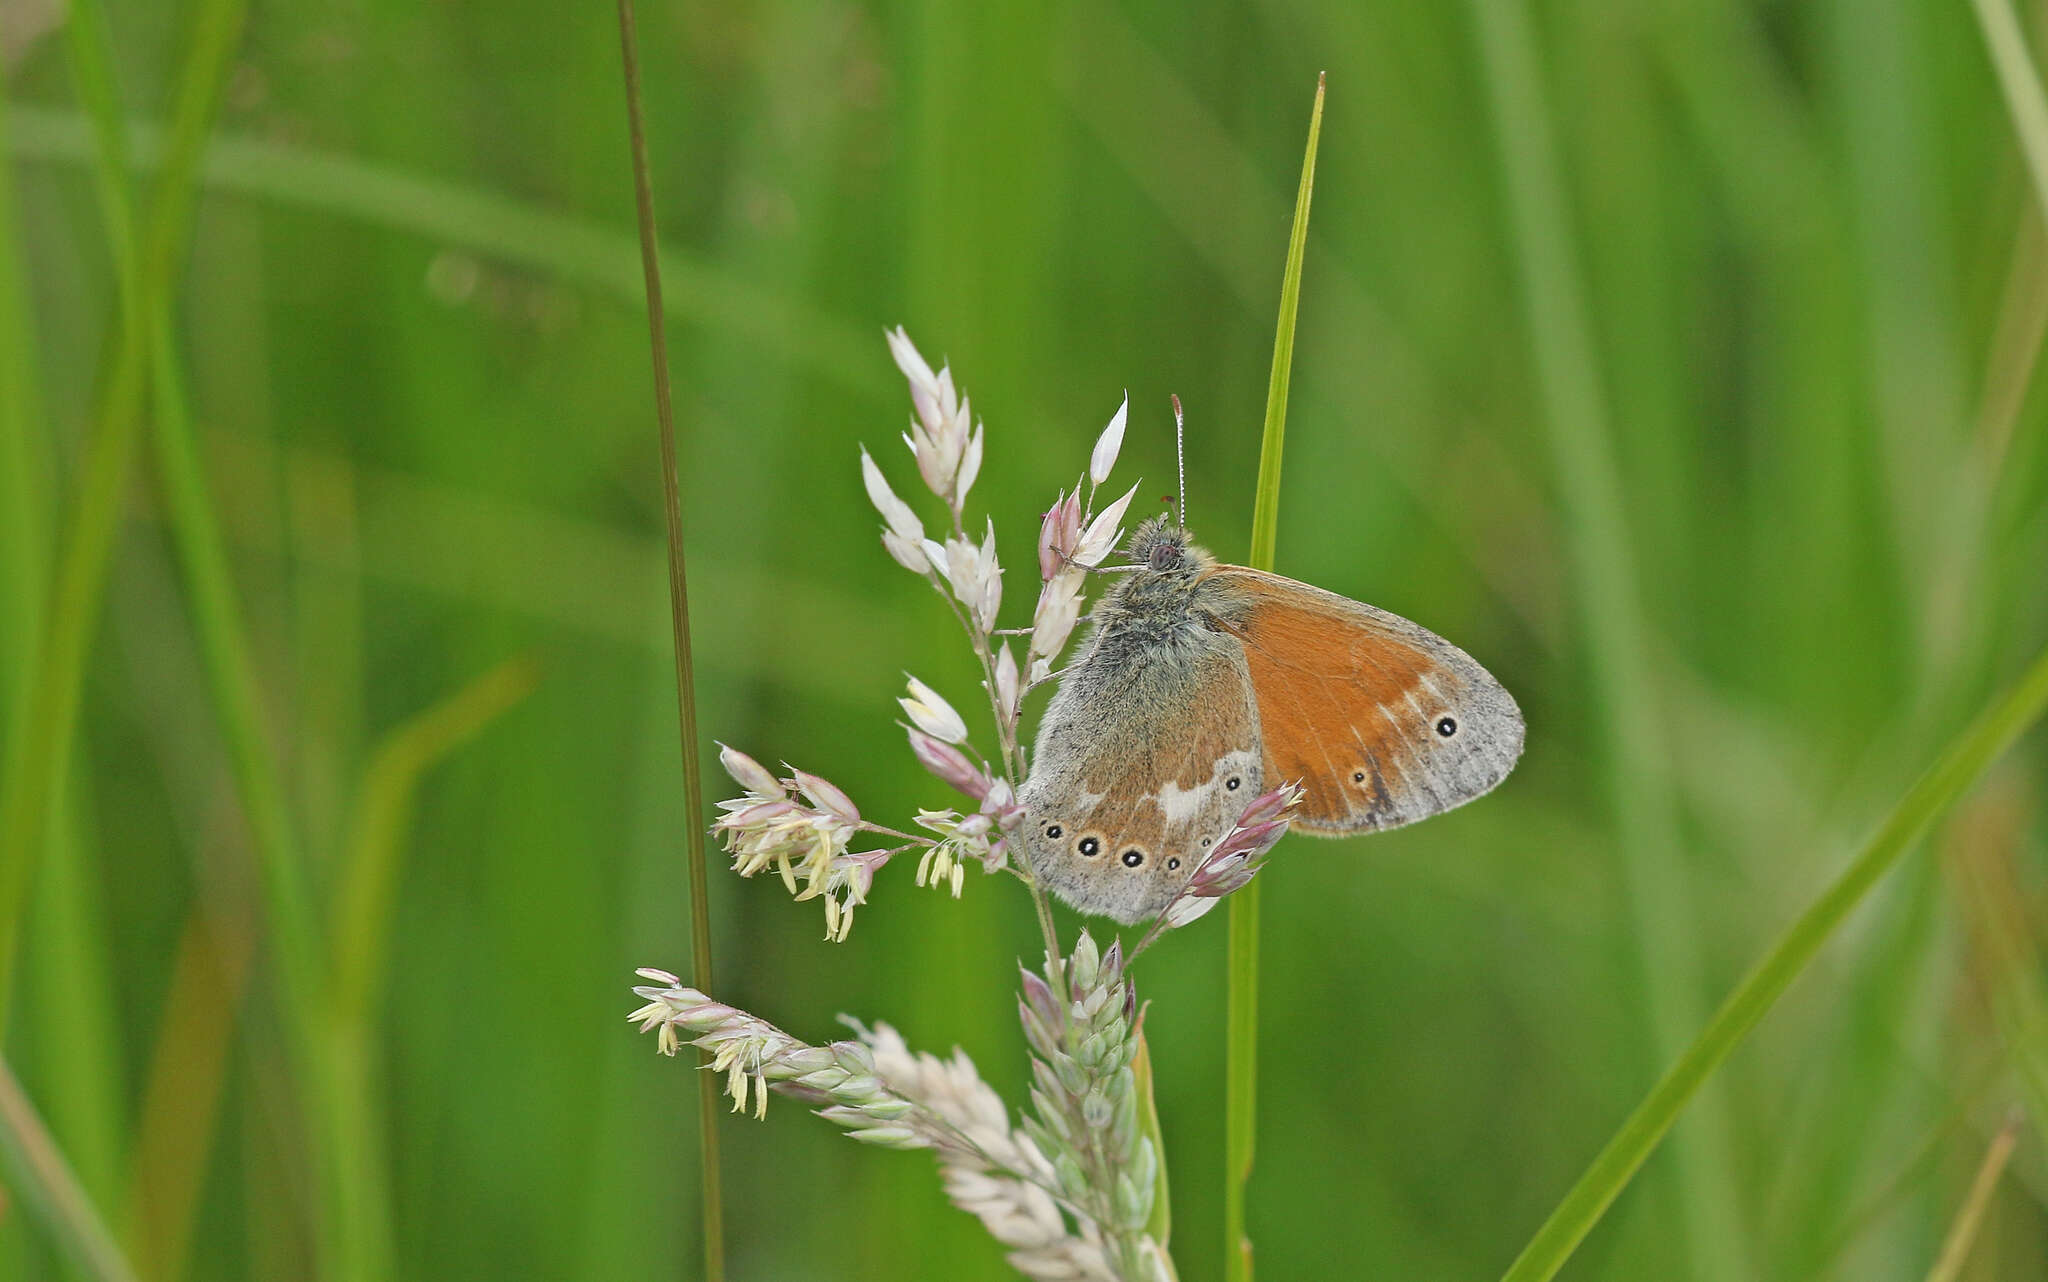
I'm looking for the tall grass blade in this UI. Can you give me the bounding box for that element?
[1225,71,1321,1282]
[0,0,243,1028]
[330,656,540,1019]
[1499,644,2048,1282]
[1970,0,2048,220]
[614,4,723,1278]
[0,1058,139,1282]
[5,109,885,402]
[1467,2,1750,1273]
[1921,1112,2020,1282]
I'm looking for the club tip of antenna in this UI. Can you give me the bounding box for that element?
[1170,394,1187,529]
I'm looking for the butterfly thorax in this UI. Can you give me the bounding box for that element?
[1087,516,1233,657]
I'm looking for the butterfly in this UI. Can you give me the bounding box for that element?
[1018,513,1524,924]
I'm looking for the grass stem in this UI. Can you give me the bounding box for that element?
[1921,1112,2020,1282]
[613,4,724,1277]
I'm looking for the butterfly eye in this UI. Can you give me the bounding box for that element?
[1436,716,1458,737]
[1121,849,1144,867]
[1078,836,1101,857]
[1046,824,1062,839]
[1226,777,1241,791]
[1167,857,1181,870]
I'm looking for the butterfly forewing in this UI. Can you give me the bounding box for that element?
[1207,568,1523,834]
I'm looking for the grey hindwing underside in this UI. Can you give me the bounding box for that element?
[1018,623,1262,925]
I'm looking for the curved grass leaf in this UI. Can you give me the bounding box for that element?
[1501,644,2048,1282]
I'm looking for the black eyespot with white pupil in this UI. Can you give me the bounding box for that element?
[1046,824,1062,839]
[1226,777,1241,791]
[1436,716,1458,737]
[1352,771,1365,783]
[1167,857,1181,870]
[1078,836,1100,857]
[1121,849,1143,867]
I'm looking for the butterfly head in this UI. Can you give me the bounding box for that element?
[1124,514,1209,576]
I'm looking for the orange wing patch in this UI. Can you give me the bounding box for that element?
[1205,568,1523,834]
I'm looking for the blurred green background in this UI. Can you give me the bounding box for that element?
[4,0,2048,1278]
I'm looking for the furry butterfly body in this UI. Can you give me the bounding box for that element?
[1020,515,1524,924]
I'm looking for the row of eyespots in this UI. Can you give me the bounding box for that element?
[1040,820,1184,871]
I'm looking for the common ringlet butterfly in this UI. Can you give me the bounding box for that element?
[1019,433,1523,924]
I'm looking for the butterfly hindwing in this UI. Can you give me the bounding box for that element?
[1204,567,1523,834]
[1019,629,1263,924]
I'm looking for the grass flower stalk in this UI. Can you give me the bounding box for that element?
[634,328,1304,1280]
[612,2,723,1275]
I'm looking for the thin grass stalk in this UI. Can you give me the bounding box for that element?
[0,0,243,1030]
[1953,825,2048,1138]
[1466,3,1752,1275]
[1807,1063,2006,1281]
[0,1057,139,1282]
[1922,1112,2020,1282]
[1224,72,1321,1282]
[1499,643,2048,1282]
[613,5,723,1278]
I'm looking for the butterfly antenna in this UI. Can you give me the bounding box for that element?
[1171,393,1187,530]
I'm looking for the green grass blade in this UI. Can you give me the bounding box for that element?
[614,3,723,1277]
[330,656,540,1020]
[0,56,126,1252]
[1499,644,2048,1282]
[0,1057,140,1282]
[1467,2,1750,1273]
[5,108,887,403]
[0,0,244,1027]
[1225,71,1321,1282]
[1970,0,2048,220]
